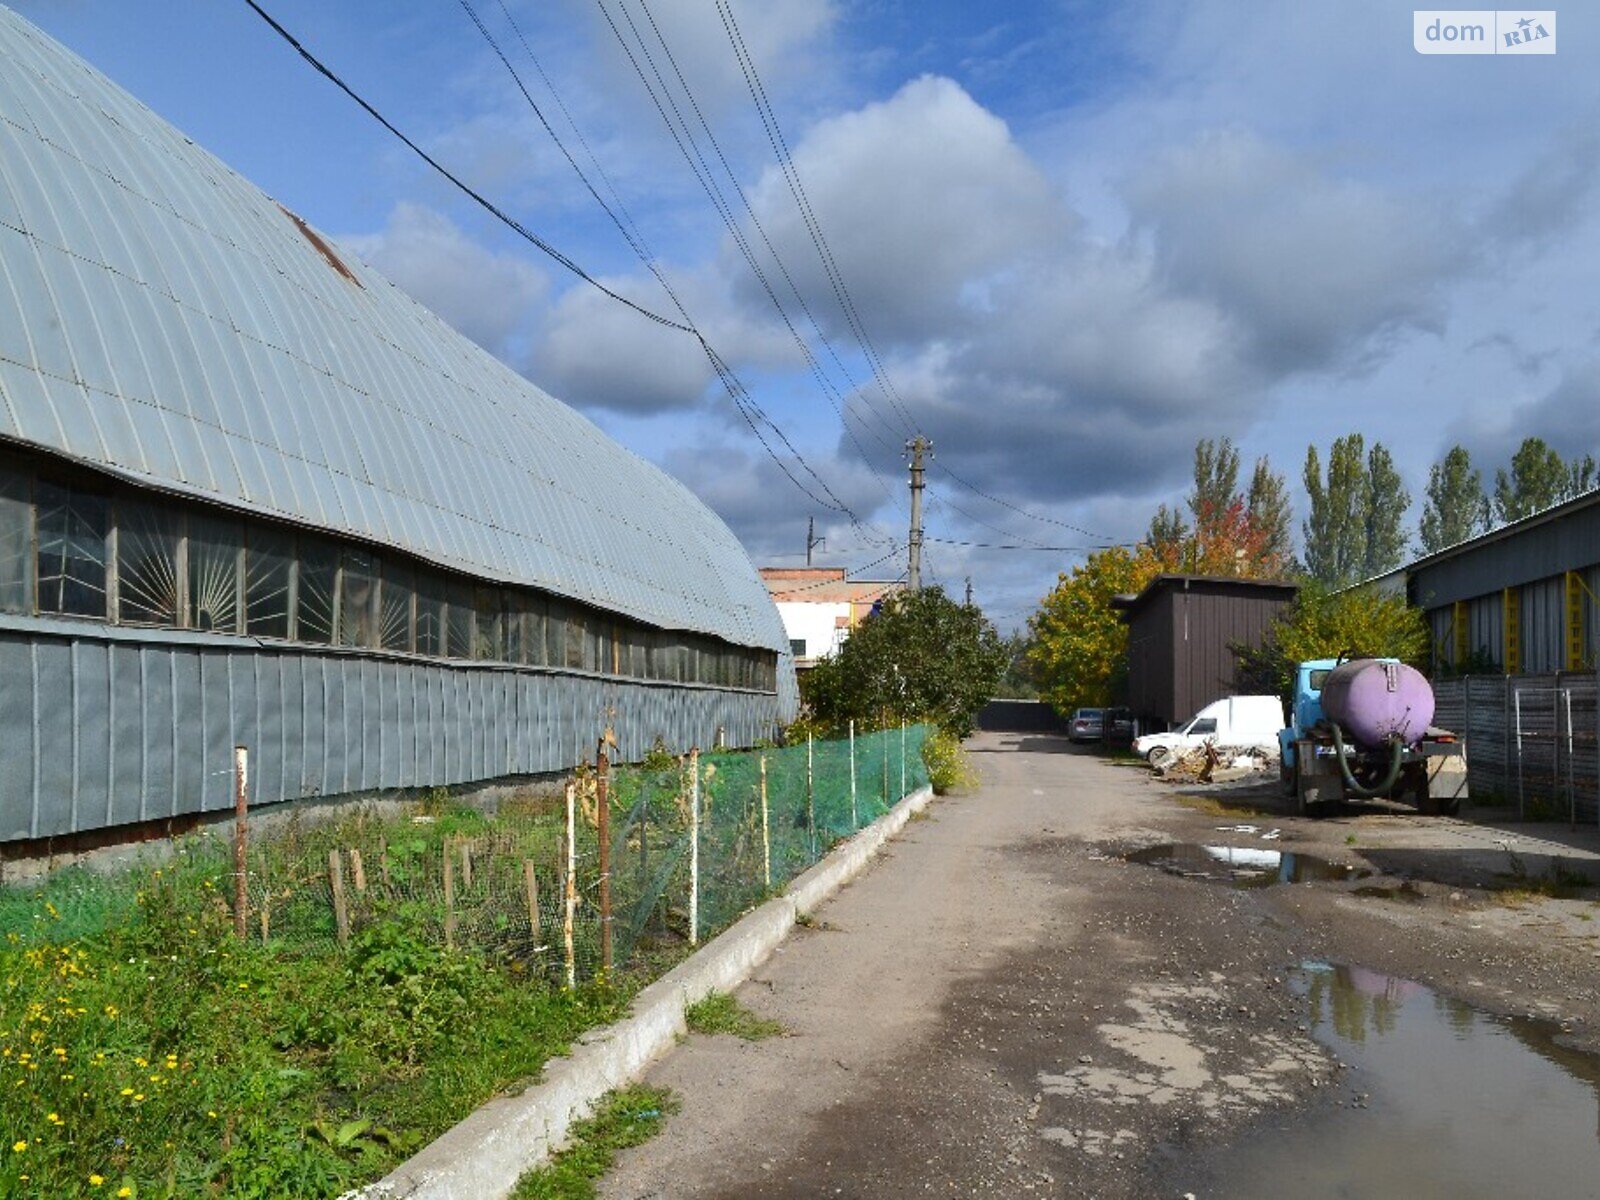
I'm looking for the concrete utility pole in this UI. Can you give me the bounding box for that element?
[907,436,930,592]
[806,515,824,567]
[965,576,973,607]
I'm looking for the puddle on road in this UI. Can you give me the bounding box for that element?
[1169,962,1600,1198]
[1126,843,1366,888]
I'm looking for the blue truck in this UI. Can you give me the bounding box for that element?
[1278,657,1466,817]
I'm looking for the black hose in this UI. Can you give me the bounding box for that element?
[1330,723,1405,798]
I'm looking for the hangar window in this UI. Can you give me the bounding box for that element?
[0,466,32,614]
[5,457,778,691]
[116,499,182,626]
[473,587,502,661]
[338,550,377,648]
[189,514,242,633]
[36,481,108,618]
[380,563,414,653]
[501,592,524,664]
[245,526,294,639]
[297,537,338,645]
[446,580,474,659]
[565,609,587,672]
[523,595,546,667]
[415,572,446,656]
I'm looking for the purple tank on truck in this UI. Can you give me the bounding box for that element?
[1320,659,1436,748]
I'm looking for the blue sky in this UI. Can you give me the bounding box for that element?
[14,1,1600,628]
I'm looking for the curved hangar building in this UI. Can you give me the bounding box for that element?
[0,7,796,844]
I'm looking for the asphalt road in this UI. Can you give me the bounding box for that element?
[598,732,1600,1200]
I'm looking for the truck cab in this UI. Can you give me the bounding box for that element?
[1277,657,1375,774]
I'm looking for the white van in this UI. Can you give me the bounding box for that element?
[1132,696,1285,766]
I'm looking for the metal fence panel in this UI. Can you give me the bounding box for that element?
[1434,671,1598,824]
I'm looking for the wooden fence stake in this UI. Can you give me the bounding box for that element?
[259,902,269,943]
[564,783,577,988]
[350,848,366,893]
[328,850,350,948]
[597,739,612,974]
[443,839,457,950]
[379,839,390,889]
[524,859,541,946]
[232,746,249,939]
[760,755,771,890]
[460,840,472,892]
[689,749,700,946]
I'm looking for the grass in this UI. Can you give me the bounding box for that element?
[0,824,655,1199]
[511,1086,678,1199]
[1487,872,1593,904]
[683,991,784,1041]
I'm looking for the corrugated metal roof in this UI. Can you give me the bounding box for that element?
[0,6,786,652]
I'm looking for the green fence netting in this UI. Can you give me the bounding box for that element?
[1,725,933,987]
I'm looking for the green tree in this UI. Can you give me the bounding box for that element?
[1189,437,1241,528]
[1233,584,1432,701]
[1028,546,1155,715]
[1303,434,1410,587]
[1147,440,1292,577]
[1493,436,1597,523]
[1419,445,1487,553]
[1247,456,1293,571]
[994,631,1041,700]
[1363,442,1410,578]
[1145,504,1188,562]
[800,586,1006,737]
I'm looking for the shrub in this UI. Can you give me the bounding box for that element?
[921,730,975,795]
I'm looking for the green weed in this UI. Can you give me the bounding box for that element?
[511,1086,678,1199]
[683,992,784,1040]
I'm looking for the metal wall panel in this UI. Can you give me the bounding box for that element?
[1520,576,1566,674]
[1409,499,1600,609]
[1466,594,1502,664]
[0,624,785,842]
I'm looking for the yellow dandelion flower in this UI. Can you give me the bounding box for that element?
[12,1139,26,1152]
[119,1087,134,1096]
[118,1188,132,1198]
[89,1175,104,1187]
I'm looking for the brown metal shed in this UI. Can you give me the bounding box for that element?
[1111,575,1299,729]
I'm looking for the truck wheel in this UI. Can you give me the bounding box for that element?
[1146,746,1172,767]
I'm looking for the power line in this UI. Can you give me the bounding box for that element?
[242,0,884,537]
[715,0,919,439]
[711,0,1121,549]
[584,0,905,510]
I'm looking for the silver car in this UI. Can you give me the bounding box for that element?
[1068,708,1105,742]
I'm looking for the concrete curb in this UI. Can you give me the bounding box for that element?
[362,783,936,1200]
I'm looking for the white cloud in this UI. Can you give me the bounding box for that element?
[738,75,1066,344]
[340,203,548,361]
[1125,130,1465,374]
